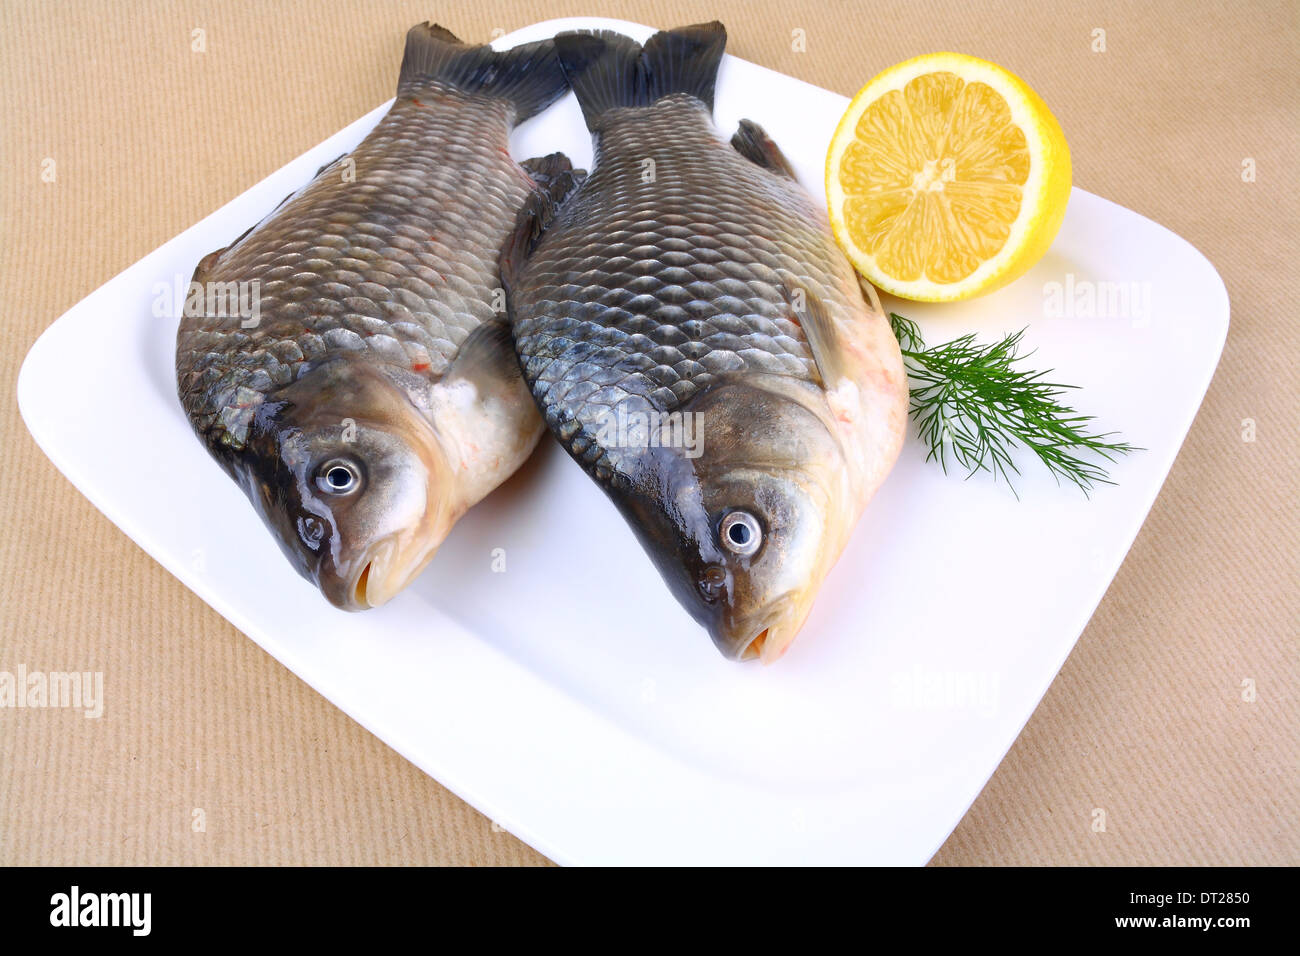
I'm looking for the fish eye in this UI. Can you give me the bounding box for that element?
[720,511,762,556]
[315,458,362,496]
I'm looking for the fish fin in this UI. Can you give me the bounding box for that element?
[555,22,726,129]
[212,157,349,267]
[499,162,586,292]
[397,23,569,124]
[193,182,307,280]
[190,247,225,287]
[640,21,727,109]
[519,152,584,192]
[445,320,520,391]
[191,222,256,284]
[202,148,356,275]
[730,119,797,178]
[782,279,847,386]
[855,272,887,319]
[314,152,348,178]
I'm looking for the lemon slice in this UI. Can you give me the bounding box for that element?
[826,53,1071,302]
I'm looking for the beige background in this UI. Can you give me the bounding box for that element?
[2,0,1296,865]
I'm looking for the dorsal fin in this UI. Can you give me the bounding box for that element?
[519,152,581,194]
[499,157,587,293]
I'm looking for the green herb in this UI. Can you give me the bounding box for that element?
[888,313,1138,496]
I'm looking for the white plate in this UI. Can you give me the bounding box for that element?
[17,17,1228,865]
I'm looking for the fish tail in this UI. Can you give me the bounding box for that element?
[555,22,726,130]
[397,23,569,124]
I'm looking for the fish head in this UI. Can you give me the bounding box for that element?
[624,381,851,663]
[237,359,454,610]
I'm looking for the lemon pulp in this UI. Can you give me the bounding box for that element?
[826,54,1071,302]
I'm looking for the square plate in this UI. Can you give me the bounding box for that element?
[17,17,1228,864]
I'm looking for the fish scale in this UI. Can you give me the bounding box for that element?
[513,96,843,482]
[177,89,527,453]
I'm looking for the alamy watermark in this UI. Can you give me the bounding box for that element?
[594,406,705,459]
[50,886,150,936]
[152,273,262,327]
[0,664,103,718]
[890,666,1000,717]
[1043,273,1152,325]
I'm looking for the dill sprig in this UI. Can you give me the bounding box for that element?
[888,313,1138,497]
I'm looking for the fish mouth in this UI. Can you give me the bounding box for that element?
[339,533,438,610]
[720,594,808,664]
[741,628,772,662]
[738,622,798,664]
[355,562,372,606]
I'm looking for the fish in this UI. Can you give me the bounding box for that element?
[176,23,572,609]
[501,23,909,662]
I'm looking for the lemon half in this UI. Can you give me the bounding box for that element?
[826,52,1072,302]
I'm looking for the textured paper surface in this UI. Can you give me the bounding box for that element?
[1,0,1296,865]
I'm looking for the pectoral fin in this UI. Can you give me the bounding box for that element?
[856,272,886,319]
[781,278,847,387]
[731,119,797,179]
[446,319,521,392]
